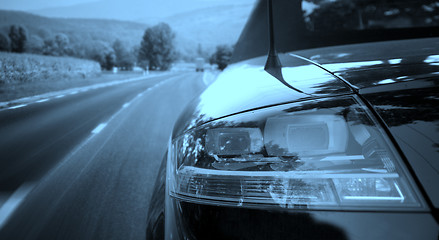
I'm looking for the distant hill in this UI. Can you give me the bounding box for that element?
[27,0,255,58]
[161,3,255,58]
[0,10,147,49]
[0,4,255,60]
[30,0,255,22]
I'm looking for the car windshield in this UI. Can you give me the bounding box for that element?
[232,0,439,62]
[302,0,439,31]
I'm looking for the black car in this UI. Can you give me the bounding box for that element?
[147,0,439,239]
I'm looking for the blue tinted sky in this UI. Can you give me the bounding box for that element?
[0,0,252,11]
[0,0,95,10]
[0,0,255,21]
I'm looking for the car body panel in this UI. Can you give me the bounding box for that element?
[361,84,439,208]
[291,38,439,208]
[153,44,439,239]
[146,153,167,240]
[172,54,351,138]
[293,38,439,89]
[290,38,439,208]
[164,200,438,240]
[148,0,439,238]
[148,73,439,238]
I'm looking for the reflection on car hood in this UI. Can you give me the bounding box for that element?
[175,38,439,136]
[295,38,439,89]
[172,54,351,136]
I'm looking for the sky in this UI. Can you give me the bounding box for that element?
[0,0,235,10]
[0,0,96,11]
[0,0,255,21]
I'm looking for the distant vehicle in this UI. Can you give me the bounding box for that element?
[195,58,204,72]
[147,0,439,239]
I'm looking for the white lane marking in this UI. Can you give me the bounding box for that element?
[0,72,175,112]
[122,103,130,108]
[0,183,34,229]
[202,71,209,86]
[36,98,49,103]
[9,104,27,109]
[61,74,183,162]
[87,76,177,136]
[91,123,107,134]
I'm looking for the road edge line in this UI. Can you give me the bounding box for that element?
[0,72,174,111]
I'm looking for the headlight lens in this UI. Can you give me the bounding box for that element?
[168,96,424,210]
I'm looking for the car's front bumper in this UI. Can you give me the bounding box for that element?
[165,196,438,240]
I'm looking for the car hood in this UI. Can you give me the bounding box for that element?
[176,38,439,134]
[294,38,439,89]
[173,54,352,137]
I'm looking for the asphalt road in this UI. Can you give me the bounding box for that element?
[0,71,209,239]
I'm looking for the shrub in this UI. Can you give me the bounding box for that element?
[210,44,233,70]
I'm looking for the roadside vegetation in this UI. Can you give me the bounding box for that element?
[209,44,234,70]
[0,21,178,72]
[0,52,100,85]
[0,11,235,72]
[0,51,147,101]
[0,10,146,70]
[0,23,137,71]
[0,10,236,102]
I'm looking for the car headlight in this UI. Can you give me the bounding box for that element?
[168,96,425,210]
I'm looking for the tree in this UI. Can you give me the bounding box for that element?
[8,25,27,53]
[36,28,52,40]
[84,40,116,70]
[42,33,72,56]
[26,35,44,54]
[54,33,72,56]
[138,23,176,70]
[42,38,56,55]
[103,52,116,71]
[113,39,135,70]
[210,44,233,70]
[0,33,10,52]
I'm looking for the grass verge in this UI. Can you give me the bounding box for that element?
[0,71,148,102]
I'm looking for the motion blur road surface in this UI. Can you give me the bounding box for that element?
[0,71,209,239]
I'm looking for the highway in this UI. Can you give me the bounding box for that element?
[0,71,209,239]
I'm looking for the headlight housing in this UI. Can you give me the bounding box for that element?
[168,96,425,211]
